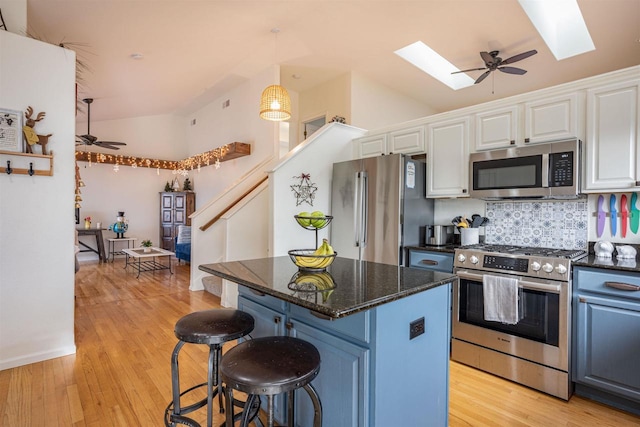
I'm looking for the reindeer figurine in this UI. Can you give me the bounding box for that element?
[22,106,52,155]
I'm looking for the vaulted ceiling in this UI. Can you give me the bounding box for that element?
[27,0,640,123]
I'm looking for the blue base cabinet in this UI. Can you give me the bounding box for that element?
[237,282,452,426]
[572,267,640,415]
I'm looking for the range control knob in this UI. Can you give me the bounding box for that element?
[457,254,466,263]
[470,255,479,264]
[542,263,554,273]
[555,264,568,275]
[531,261,541,271]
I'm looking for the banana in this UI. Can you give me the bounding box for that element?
[324,239,335,255]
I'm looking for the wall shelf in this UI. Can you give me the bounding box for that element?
[0,150,54,176]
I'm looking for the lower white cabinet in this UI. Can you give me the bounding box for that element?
[584,80,640,192]
[426,116,470,197]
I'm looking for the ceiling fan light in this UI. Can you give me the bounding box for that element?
[259,85,291,121]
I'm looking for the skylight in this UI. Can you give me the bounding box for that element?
[518,0,595,60]
[394,41,475,90]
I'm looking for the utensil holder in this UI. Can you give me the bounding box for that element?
[460,228,479,246]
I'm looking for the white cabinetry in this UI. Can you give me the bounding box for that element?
[355,126,425,159]
[524,93,580,144]
[584,80,640,192]
[426,116,470,198]
[388,126,425,154]
[474,106,519,151]
[355,134,387,158]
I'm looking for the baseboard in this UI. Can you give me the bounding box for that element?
[0,345,76,371]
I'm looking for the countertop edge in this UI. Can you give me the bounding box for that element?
[199,264,457,319]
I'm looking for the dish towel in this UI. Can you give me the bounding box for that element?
[483,274,521,325]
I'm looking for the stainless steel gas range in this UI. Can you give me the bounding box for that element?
[452,244,587,400]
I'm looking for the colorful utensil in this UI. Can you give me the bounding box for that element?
[596,195,605,237]
[610,194,617,236]
[621,194,628,237]
[630,193,639,234]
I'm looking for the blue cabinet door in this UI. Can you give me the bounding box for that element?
[289,320,370,427]
[574,293,640,403]
[236,296,287,422]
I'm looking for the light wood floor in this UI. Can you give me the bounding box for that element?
[1,260,638,426]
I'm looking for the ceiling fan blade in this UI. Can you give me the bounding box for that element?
[96,141,127,146]
[475,70,491,84]
[501,50,537,65]
[480,51,495,65]
[451,67,487,74]
[95,143,121,150]
[498,66,527,75]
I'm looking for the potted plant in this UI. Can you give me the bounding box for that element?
[141,239,153,253]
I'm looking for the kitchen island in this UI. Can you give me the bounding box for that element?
[199,256,456,426]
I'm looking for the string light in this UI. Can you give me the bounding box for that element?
[74,143,236,173]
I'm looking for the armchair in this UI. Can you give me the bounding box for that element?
[175,225,191,263]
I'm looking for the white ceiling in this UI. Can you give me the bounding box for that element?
[26,0,640,123]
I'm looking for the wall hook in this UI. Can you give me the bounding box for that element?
[28,162,35,176]
[6,160,12,175]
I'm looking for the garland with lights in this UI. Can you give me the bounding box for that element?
[75,142,250,174]
[74,142,250,208]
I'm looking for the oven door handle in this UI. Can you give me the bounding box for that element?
[455,270,562,294]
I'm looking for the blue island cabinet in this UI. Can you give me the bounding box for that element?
[237,282,451,426]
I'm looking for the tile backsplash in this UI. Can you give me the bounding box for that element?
[484,200,588,250]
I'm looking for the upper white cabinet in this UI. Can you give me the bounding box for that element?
[584,80,640,192]
[354,126,425,158]
[474,106,519,151]
[426,116,470,198]
[388,126,425,154]
[354,134,387,158]
[524,93,580,144]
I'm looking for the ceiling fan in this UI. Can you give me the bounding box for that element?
[76,98,127,150]
[452,49,538,84]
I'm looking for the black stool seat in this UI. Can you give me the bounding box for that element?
[174,309,255,345]
[165,309,256,427]
[221,336,322,427]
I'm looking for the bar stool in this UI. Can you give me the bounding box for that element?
[165,309,256,427]
[220,336,322,427]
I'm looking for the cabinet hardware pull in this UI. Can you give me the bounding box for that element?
[605,281,640,291]
[420,260,439,266]
[310,310,332,321]
[285,321,293,330]
[579,297,586,303]
[636,180,640,186]
[462,189,467,194]
[274,316,281,324]
[249,288,266,296]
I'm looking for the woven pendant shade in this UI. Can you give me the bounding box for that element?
[259,84,291,121]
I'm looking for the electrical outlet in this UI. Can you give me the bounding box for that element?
[409,317,425,340]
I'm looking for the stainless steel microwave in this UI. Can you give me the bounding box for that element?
[469,139,581,199]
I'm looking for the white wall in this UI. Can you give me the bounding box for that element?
[269,123,367,257]
[350,71,436,131]
[0,0,27,35]
[296,73,351,145]
[0,31,76,370]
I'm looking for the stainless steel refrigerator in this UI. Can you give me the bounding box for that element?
[330,153,434,266]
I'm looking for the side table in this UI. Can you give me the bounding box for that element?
[107,237,137,262]
[77,227,108,262]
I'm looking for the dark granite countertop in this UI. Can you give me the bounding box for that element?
[199,256,457,319]
[405,244,460,254]
[573,255,640,273]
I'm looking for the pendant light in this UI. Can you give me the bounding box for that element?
[259,28,291,121]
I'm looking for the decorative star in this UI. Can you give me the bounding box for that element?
[290,173,318,206]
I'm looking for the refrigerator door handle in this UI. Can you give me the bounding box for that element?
[361,171,368,246]
[354,171,362,247]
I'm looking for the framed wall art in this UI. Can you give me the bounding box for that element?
[0,108,23,153]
